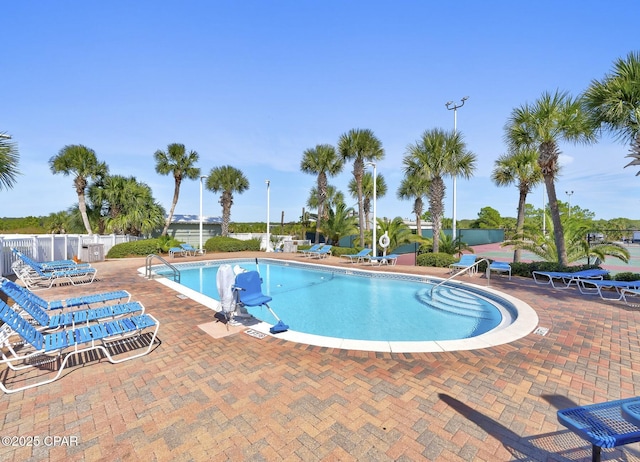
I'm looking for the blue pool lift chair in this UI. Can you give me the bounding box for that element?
[233,271,289,334]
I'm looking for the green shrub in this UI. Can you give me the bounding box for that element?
[204,236,261,252]
[417,252,456,268]
[156,235,183,253]
[106,239,163,258]
[613,271,640,282]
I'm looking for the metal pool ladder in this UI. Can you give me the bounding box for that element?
[145,254,180,283]
[429,258,489,296]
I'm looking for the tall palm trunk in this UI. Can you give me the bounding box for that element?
[414,197,423,239]
[513,187,527,262]
[539,141,567,265]
[221,191,233,236]
[544,175,568,265]
[162,177,182,236]
[353,158,365,247]
[75,177,92,235]
[429,177,445,253]
[315,172,327,244]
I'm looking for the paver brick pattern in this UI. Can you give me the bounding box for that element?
[1,253,639,461]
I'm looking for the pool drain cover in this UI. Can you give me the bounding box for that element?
[534,327,549,336]
[245,329,267,339]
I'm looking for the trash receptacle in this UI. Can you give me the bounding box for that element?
[81,244,104,262]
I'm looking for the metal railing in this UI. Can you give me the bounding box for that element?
[430,258,490,296]
[145,254,180,283]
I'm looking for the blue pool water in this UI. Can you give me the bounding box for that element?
[157,259,510,342]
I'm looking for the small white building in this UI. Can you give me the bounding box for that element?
[154,214,223,245]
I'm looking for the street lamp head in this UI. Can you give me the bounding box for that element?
[265,179,270,186]
[445,101,454,107]
[462,96,469,102]
[0,134,12,140]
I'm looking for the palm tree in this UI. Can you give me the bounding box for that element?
[376,216,420,253]
[205,166,249,236]
[397,172,430,239]
[49,145,108,235]
[506,91,597,266]
[300,144,343,244]
[348,172,387,231]
[0,133,20,190]
[154,143,201,236]
[491,147,542,262]
[583,51,640,175]
[89,175,165,235]
[306,184,345,223]
[323,202,358,245]
[338,128,384,247]
[503,222,630,265]
[403,128,476,253]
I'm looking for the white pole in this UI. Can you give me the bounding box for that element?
[366,162,377,257]
[372,163,377,258]
[446,96,468,244]
[566,190,574,218]
[199,175,206,253]
[266,180,271,252]
[452,108,457,242]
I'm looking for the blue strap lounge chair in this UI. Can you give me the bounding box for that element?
[11,248,91,273]
[488,261,511,280]
[169,247,185,257]
[4,288,144,330]
[558,397,640,462]
[181,243,205,255]
[233,271,288,334]
[340,248,372,264]
[532,268,609,289]
[576,278,640,300]
[0,299,159,393]
[299,243,324,257]
[12,260,98,291]
[0,278,130,310]
[449,254,477,275]
[621,288,640,306]
[310,245,332,259]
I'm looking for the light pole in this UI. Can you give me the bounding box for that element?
[266,180,271,252]
[365,162,377,257]
[199,175,207,253]
[566,190,574,218]
[445,96,468,242]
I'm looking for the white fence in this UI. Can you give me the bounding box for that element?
[0,234,140,277]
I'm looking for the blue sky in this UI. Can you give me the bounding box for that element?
[2,1,639,225]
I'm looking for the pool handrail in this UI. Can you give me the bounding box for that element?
[430,258,490,296]
[145,254,180,283]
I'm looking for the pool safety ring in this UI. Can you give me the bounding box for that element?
[379,232,390,249]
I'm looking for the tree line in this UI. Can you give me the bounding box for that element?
[1,51,638,265]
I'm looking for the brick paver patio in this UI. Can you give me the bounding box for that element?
[1,252,639,461]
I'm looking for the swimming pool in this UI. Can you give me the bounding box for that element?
[148,258,539,353]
